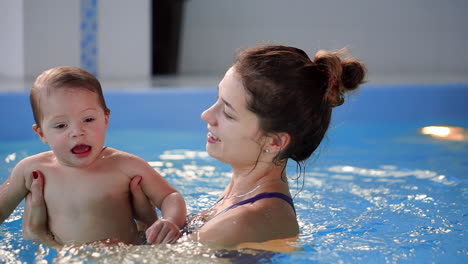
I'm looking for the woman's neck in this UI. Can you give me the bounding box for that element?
[224,161,287,199]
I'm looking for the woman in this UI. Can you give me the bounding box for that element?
[23,44,366,247]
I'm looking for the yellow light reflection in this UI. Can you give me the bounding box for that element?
[420,126,467,141]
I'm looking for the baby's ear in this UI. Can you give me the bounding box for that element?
[32,124,47,144]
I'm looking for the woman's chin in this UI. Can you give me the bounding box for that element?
[205,148,218,159]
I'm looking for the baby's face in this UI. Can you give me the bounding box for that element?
[34,87,109,167]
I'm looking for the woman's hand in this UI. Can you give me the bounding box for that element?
[22,170,61,248]
[130,176,158,232]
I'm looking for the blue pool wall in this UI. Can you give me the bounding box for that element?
[1,83,468,141]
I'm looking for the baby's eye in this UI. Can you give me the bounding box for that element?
[54,123,67,129]
[84,117,95,123]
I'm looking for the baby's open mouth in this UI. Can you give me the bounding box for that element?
[71,144,91,154]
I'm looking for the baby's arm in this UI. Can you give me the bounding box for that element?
[0,159,30,223]
[130,175,158,231]
[145,189,187,244]
[128,156,186,244]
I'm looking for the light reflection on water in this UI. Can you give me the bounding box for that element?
[1,144,467,263]
[420,126,467,141]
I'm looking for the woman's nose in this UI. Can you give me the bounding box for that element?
[201,105,217,126]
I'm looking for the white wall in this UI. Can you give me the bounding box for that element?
[179,0,468,79]
[0,0,24,79]
[23,0,81,78]
[99,0,150,79]
[0,0,150,80]
[2,0,466,83]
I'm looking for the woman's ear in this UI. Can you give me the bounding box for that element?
[266,132,291,153]
[32,124,47,144]
[104,111,110,128]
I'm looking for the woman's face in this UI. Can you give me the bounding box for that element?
[201,67,266,167]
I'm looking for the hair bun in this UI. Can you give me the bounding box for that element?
[313,49,366,107]
[341,60,366,91]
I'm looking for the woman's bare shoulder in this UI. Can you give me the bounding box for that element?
[242,197,298,236]
[197,197,298,247]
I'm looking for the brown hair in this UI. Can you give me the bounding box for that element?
[30,66,110,127]
[234,44,366,167]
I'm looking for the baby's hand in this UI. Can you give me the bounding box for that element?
[145,218,180,244]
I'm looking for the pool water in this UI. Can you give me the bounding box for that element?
[1,84,467,263]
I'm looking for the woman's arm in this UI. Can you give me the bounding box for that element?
[21,171,61,248]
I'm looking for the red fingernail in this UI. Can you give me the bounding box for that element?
[32,171,39,179]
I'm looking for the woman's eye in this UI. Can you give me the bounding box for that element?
[223,111,234,119]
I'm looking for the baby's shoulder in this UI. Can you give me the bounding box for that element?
[11,151,55,188]
[103,147,147,165]
[101,148,152,177]
[16,151,55,168]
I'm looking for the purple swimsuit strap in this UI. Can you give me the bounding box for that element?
[216,192,296,218]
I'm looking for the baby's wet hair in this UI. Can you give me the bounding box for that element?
[30,66,110,127]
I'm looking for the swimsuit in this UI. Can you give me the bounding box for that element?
[214,192,296,218]
[182,192,295,235]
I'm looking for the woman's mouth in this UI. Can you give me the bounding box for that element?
[71,144,92,157]
[207,132,221,144]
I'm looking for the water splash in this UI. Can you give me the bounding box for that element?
[4,153,16,163]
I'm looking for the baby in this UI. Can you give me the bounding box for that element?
[0,66,186,245]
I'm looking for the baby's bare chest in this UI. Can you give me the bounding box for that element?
[41,167,132,213]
